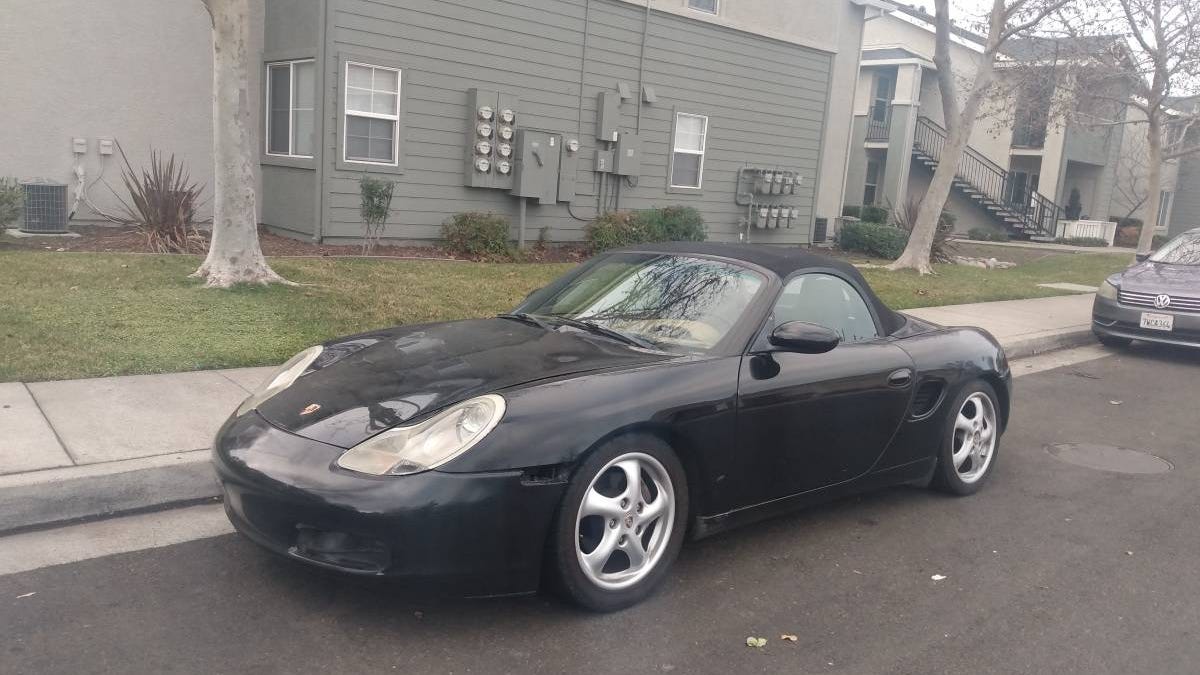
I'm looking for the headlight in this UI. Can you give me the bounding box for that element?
[1098,278,1119,300]
[336,394,506,476]
[236,346,324,416]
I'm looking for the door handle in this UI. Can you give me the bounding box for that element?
[887,368,913,388]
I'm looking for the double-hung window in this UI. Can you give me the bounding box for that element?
[670,112,708,190]
[266,59,315,158]
[344,62,400,166]
[687,0,719,14]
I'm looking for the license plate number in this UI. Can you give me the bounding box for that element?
[1140,312,1174,331]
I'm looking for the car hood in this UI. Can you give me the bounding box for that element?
[1117,262,1200,295]
[254,318,676,448]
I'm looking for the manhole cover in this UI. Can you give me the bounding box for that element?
[1045,443,1173,474]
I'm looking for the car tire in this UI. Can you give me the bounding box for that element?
[547,433,688,612]
[1095,332,1132,348]
[931,380,1002,496]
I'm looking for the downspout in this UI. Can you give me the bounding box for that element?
[313,0,330,243]
[635,0,650,134]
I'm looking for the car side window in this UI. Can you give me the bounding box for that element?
[773,273,878,343]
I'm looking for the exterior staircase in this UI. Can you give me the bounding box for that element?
[912,116,1061,240]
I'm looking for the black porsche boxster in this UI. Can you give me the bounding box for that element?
[213,242,1011,611]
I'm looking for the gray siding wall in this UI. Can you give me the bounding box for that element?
[260,0,323,238]
[307,0,833,244]
[1170,154,1200,236]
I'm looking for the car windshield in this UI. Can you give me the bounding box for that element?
[519,253,765,354]
[1149,232,1200,265]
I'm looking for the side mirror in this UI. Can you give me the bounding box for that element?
[1134,253,1150,263]
[769,321,841,354]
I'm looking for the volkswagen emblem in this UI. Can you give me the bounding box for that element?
[1154,294,1172,309]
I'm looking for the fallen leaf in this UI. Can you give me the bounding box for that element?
[746,636,767,648]
[780,634,798,641]
[1110,400,1123,405]
[1126,551,1134,556]
[931,574,947,581]
[16,592,36,599]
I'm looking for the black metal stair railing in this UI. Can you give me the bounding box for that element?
[912,116,1061,238]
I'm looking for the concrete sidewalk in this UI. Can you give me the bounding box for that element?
[0,293,1097,533]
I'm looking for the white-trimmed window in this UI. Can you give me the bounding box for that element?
[1157,190,1174,229]
[343,61,400,165]
[266,59,315,158]
[670,112,708,189]
[687,0,719,14]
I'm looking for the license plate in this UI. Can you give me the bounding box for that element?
[1140,312,1174,331]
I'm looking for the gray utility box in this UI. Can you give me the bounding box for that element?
[463,88,519,191]
[595,91,620,142]
[511,129,562,205]
[612,132,642,177]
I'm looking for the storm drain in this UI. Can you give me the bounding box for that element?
[1045,443,1173,475]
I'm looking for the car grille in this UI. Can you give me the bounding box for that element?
[1118,289,1200,314]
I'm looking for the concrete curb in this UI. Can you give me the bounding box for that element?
[0,450,220,535]
[997,327,1097,360]
[0,327,1099,535]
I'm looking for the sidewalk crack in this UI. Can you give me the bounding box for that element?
[23,383,78,466]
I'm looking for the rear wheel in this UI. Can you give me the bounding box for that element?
[932,381,1001,496]
[548,434,688,612]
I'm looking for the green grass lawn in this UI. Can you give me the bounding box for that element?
[0,250,1130,382]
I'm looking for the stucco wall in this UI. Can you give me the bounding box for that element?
[0,0,263,225]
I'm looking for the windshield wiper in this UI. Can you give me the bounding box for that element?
[546,315,658,350]
[496,312,554,331]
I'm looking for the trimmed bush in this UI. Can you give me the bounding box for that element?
[968,227,1010,242]
[1153,234,1170,249]
[1056,236,1110,247]
[585,206,707,252]
[640,205,706,242]
[841,204,890,224]
[838,220,909,259]
[441,212,512,259]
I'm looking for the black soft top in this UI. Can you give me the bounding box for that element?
[622,241,908,335]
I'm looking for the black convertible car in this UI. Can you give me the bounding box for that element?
[213,242,1011,611]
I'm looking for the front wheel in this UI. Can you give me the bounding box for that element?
[931,381,1001,496]
[548,434,688,612]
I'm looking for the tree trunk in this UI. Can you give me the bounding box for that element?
[1136,115,1163,257]
[192,0,292,288]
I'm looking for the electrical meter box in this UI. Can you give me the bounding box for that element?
[557,137,581,203]
[612,133,642,177]
[595,91,620,142]
[511,129,562,205]
[594,149,614,174]
[464,88,519,190]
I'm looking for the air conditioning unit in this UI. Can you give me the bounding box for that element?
[20,180,68,233]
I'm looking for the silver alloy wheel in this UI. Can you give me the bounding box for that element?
[574,452,676,591]
[951,392,998,484]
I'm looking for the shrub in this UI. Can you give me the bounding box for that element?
[841,205,889,223]
[639,205,706,242]
[441,212,512,259]
[585,211,649,252]
[838,220,909,259]
[585,206,707,253]
[1153,234,1170,249]
[0,178,22,228]
[359,175,395,255]
[1056,236,1109,247]
[968,227,1009,242]
[1114,225,1141,248]
[114,142,204,253]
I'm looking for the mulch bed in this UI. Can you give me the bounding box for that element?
[2,224,589,263]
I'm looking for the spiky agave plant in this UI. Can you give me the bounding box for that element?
[113,142,206,253]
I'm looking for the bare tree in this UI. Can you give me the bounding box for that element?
[193,0,292,288]
[889,0,1074,274]
[1062,0,1200,255]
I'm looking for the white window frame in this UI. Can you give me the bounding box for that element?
[265,59,315,159]
[1157,190,1174,230]
[342,60,401,167]
[686,0,719,15]
[670,112,708,190]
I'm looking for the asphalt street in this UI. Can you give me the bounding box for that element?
[3,344,1199,675]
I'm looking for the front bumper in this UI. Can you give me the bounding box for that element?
[1092,295,1200,348]
[212,412,566,596]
